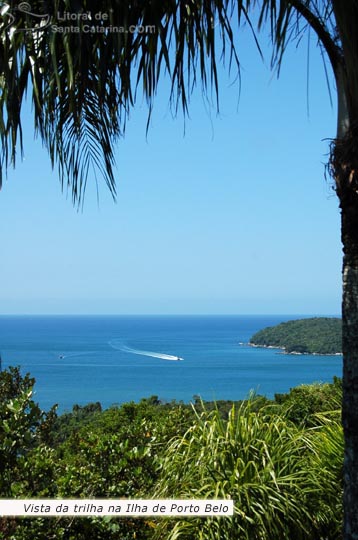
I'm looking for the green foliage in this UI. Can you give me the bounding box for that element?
[305,413,343,539]
[0,367,343,540]
[193,394,272,419]
[0,367,57,496]
[153,402,343,540]
[51,401,103,445]
[0,368,58,539]
[53,395,193,446]
[250,317,342,355]
[274,377,342,426]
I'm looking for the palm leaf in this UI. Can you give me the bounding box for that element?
[0,0,240,203]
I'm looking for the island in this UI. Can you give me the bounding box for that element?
[249,317,342,355]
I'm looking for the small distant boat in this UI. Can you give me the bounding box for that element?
[59,355,64,359]
[176,356,183,361]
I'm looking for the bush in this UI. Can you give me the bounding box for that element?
[153,401,342,540]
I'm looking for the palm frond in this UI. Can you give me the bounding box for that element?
[0,0,240,203]
[1,0,351,202]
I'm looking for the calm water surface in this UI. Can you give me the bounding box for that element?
[0,315,342,412]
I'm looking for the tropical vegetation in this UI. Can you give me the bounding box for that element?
[1,0,357,535]
[0,366,343,539]
[250,317,342,355]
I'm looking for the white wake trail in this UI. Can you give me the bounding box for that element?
[57,351,96,360]
[109,340,183,361]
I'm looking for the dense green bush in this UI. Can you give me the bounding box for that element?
[274,377,342,426]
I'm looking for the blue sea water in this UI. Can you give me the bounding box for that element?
[0,315,342,413]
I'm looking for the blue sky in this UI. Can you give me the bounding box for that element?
[0,21,341,315]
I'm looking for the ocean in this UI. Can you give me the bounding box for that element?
[0,315,342,413]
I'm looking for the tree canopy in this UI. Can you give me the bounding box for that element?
[250,317,342,355]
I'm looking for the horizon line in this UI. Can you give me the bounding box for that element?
[0,313,341,317]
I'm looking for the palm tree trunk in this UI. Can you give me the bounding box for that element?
[334,132,358,539]
[342,214,358,540]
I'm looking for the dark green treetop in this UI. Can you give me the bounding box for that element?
[250,317,342,355]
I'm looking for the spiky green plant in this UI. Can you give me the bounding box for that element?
[303,410,343,539]
[153,401,342,540]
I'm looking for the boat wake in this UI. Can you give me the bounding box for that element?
[109,340,183,361]
[57,351,95,360]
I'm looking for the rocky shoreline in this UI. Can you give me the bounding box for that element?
[247,343,342,356]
